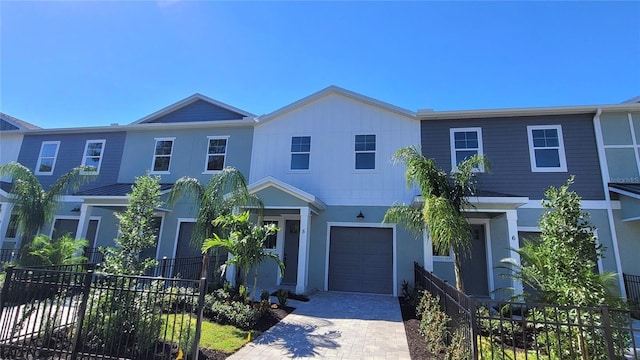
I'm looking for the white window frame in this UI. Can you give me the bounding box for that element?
[354,134,376,170]
[450,127,484,172]
[203,136,229,174]
[527,125,567,172]
[81,139,106,175]
[150,137,175,174]
[262,218,281,251]
[290,136,311,171]
[35,141,61,175]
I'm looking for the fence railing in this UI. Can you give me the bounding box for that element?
[0,249,18,270]
[414,262,640,360]
[0,266,206,360]
[624,273,640,311]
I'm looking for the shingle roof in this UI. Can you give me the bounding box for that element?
[75,183,173,196]
[0,112,41,130]
[609,183,640,196]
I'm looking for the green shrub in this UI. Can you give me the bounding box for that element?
[205,300,260,330]
[418,291,449,355]
[158,285,197,312]
[81,280,163,356]
[276,289,288,306]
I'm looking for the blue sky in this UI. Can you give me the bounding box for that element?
[1,1,639,128]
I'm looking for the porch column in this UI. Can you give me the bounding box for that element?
[75,204,93,241]
[296,207,311,294]
[225,252,236,286]
[423,229,434,271]
[0,202,14,246]
[506,210,523,296]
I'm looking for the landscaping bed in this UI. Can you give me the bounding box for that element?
[399,296,434,360]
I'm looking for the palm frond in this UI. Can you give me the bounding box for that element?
[382,204,424,237]
[167,177,206,206]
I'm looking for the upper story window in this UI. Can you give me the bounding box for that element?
[81,140,106,174]
[204,136,228,173]
[355,134,376,170]
[450,128,484,172]
[151,138,175,173]
[527,125,567,172]
[35,141,60,175]
[290,136,311,170]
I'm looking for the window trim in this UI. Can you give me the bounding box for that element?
[449,127,484,172]
[150,137,175,174]
[35,141,61,175]
[527,125,568,172]
[203,136,229,174]
[354,134,377,171]
[290,135,311,171]
[81,139,106,175]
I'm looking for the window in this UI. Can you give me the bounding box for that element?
[450,128,484,171]
[151,138,174,173]
[290,136,311,170]
[5,214,18,239]
[204,137,228,172]
[35,141,60,175]
[355,134,376,170]
[81,140,106,174]
[263,220,278,249]
[527,125,567,172]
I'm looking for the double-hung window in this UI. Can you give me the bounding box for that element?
[355,134,376,170]
[527,125,567,172]
[450,128,483,171]
[81,140,106,174]
[35,141,60,175]
[151,138,174,173]
[290,136,311,170]
[204,136,228,172]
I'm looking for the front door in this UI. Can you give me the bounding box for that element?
[282,220,299,285]
[461,224,489,297]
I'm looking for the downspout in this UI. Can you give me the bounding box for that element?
[593,107,627,297]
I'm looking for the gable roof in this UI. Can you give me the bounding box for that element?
[248,176,326,211]
[131,93,256,124]
[621,96,640,104]
[255,86,416,124]
[0,112,41,131]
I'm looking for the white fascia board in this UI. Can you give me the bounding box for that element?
[412,195,529,209]
[248,176,327,210]
[255,85,416,125]
[418,103,640,120]
[132,93,255,124]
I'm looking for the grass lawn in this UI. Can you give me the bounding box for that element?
[479,336,552,360]
[161,314,255,354]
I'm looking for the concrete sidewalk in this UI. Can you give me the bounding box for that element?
[227,291,410,359]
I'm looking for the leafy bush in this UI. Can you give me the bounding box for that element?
[276,289,288,306]
[81,280,163,356]
[19,233,87,267]
[418,291,450,355]
[205,300,260,330]
[158,285,197,312]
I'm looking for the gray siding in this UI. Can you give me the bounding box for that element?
[17,132,126,190]
[147,100,245,123]
[0,120,18,131]
[421,114,604,199]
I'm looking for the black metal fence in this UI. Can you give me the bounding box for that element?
[82,247,103,264]
[0,249,18,270]
[415,262,640,359]
[624,273,640,312]
[0,266,206,360]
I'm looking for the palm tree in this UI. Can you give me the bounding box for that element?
[383,146,488,292]
[167,167,263,280]
[0,162,94,256]
[202,211,284,300]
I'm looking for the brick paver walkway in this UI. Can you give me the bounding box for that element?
[227,291,410,359]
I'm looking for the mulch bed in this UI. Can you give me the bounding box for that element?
[399,296,439,360]
[199,304,295,360]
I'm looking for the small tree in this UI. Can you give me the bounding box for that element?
[383,146,488,292]
[202,211,284,300]
[0,162,94,256]
[101,174,162,275]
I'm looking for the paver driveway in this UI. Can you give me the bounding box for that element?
[227,291,410,359]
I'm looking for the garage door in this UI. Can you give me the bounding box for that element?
[328,227,393,294]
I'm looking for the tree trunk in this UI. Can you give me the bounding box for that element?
[200,252,210,280]
[252,268,259,302]
[453,253,465,293]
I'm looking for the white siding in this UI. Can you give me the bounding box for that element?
[250,94,420,206]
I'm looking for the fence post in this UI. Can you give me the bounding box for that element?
[192,277,207,360]
[0,265,14,314]
[599,304,617,359]
[468,297,479,360]
[161,256,168,278]
[71,270,94,360]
